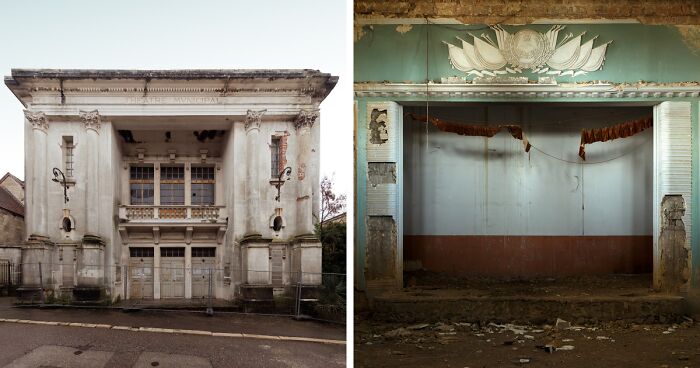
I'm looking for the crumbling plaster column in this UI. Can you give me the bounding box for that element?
[244,109,266,237]
[294,109,318,236]
[25,110,49,238]
[80,110,101,237]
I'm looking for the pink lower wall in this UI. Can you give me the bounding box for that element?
[404,235,653,277]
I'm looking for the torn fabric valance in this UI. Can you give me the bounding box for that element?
[578,117,653,160]
[406,113,531,153]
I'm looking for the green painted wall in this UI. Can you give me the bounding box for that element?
[355,24,700,84]
[355,23,700,293]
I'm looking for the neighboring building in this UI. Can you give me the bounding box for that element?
[354,4,700,297]
[0,172,25,205]
[5,69,337,301]
[322,212,346,225]
[0,173,24,287]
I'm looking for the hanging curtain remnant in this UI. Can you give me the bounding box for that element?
[406,113,531,152]
[578,117,653,160]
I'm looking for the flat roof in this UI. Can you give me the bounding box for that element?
[6,68,335,80]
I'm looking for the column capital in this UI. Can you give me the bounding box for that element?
[24,110,48,132]
[80,109,101,132]
[244,109,266,132]
[294,109,319,131]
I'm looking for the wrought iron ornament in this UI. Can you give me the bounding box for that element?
[51,167,69,204]
[273,167,292,202]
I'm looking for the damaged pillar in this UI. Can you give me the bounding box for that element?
[292,109,322,285]
[241,109,271,285]
[658,195,690,293]
[75,110,105,301]
[19,111,53,298]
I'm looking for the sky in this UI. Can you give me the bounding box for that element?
[0,0,352,197]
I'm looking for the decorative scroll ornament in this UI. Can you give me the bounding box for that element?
[295,109,319,131]
[244,109,266,132]
[79,109,101,132]
[24,110,48,132]
[444,25,612,78]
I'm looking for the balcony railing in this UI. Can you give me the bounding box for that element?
[119,205,226,222]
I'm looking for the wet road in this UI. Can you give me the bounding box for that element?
[0,301,346,367]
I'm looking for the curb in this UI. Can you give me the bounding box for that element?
[0,318,345,345]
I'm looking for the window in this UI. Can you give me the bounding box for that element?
[161,247,185,257]
[191,166,215,205]
[62,136,74,178]
[160,166,184,205]
[130,166,154,205]
[271,137,281,178]
[192,247,216,258]
[129,247,154,258]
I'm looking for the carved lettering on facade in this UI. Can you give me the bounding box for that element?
[124,96,222,104]
[24,110,49,132]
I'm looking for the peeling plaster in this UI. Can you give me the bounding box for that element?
[395,24,413,34]
[677,25,700,56]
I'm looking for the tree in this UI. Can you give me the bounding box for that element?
[319,175,346,232]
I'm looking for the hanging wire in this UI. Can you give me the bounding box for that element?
[529,134,650,165]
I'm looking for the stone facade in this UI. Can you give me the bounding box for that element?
[5,69,337,301]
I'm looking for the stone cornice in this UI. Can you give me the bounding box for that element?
[294,109,319,131]
[23,110,48,132]
[244,109,266,132]
[354,83,700,99]
[80,109,101,132]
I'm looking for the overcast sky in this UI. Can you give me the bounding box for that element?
[0,0,352,197]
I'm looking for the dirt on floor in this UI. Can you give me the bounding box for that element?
[355,318,700,368]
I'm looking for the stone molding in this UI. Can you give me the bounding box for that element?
[354,83,700,99]
[294,109,319,131]
[80,109,101,132]
[244,109,266,132]
[24,110,48,132]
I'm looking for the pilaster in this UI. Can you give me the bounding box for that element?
[244,109,266,237]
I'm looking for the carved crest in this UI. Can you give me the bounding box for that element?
[244,109,266,132]
[24,110,48,132]
[444,25,612,78]
[80,109,101,132]
[295,109,319,131]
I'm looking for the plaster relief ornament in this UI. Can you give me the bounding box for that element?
[444,25,612,78]
[24,110,48,132]
[294,109,319,131]
[80,109,101,132]
[244,109,266,132]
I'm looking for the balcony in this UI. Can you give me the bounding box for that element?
[118,205,227,223]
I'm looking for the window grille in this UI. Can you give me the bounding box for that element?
[129,166,154,205]
[271,137,281,178]
[160,247,185,257]
[191,166,215,205]
[192,247,216,257]
[129,247,154,257]
[62,136,74,177]
[160,166,185,205]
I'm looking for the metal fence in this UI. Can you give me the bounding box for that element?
[0,261,19,294]
[10,262,346,323]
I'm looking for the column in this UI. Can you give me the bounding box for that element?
[294,109,318,236]
[24,110,49,237]
[244,109,266,237]
[80,110,101,236]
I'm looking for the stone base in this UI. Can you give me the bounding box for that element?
[72,286,103,302]
[292,238,322,286]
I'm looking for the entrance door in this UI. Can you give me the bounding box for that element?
[129,247,154,299]
[160,247,185,298]
[192,247,216,298]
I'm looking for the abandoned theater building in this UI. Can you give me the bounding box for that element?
[355,21,700,320]
[4,69,337,301]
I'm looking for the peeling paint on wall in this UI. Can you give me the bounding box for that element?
[366,216,397,280]
[395,24,413,34]
[368,162,396,186]
[369,109,389,145]
[658,195,690,293]
[677,25,700,56]
[354,20,368,42]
